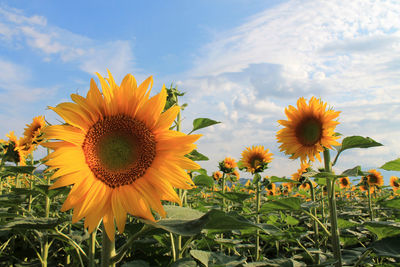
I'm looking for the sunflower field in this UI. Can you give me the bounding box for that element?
[1,72,400,267]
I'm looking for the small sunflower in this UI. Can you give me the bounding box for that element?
[212,171,223,181]
[390,176,399,188]
[219,157,237,173]
[277,97,340,163]
[43,71,201,240]
[266,182,276,196]
[291,162,310,181]
[338,177,351,189]
[5,131,26,166]
[366,169,383,187]
[241,145,273,174]
[24,116,46,143]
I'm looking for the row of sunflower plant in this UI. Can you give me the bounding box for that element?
[1,71,400,267]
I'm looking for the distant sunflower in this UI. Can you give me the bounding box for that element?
[241,145,273,174]
[212,171,223,181]
[24,116,46,143]
[277,97,340,162]
[366,169,383,187]
[291,162,310,181]
[266,182,276,196]
[5,131,26,166]
[43,71,201,240]
[219,157,237,174]
[390,176,399,192]
[338,177,351,189]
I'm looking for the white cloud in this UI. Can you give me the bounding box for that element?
[180,0,400,180]
[0,5,136,80]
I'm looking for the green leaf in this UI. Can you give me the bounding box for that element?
[1,217,67,232]
[121,260,150,267]
[185,150,209,161]
[141,205,273,236]
[214,192,252,203]
[378,197,400,209]
[380,158,400,171]
[269,176,299,184]
[244,258,306,266]
[364,221,400,240]
[337,218,358,229]
[190,249,246,267]
[170,258,198,267]
[1,166,36,178]
[261,197,302,212]
[189,118,221,134]
[333,136,382,165]
[340,166,365,177]
[370,236,400,258]
[193,175,214,188]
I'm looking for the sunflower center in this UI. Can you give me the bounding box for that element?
[341,179,349,186]
[368,175,378,184]
[295,117,322,146]
[82,115,156,188]
[394,180,400,188]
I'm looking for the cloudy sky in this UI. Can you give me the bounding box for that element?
[1,0,399,182]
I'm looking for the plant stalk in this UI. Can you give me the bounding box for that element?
[255,180,261,261]
[101,224,115,267]
[367,184,373,221]
[324,149,342,267]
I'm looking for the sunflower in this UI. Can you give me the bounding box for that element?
[241,145,273,174]
[291,162,310,181]
[212,171,223,181]
[366,169,383,187]
[277,97,340,163]
[42,71,201,240]
[390,176,399,188]
[24,116,46,143]
[266,182,276,196]
[5,131,26,166]
[219,157,237,173]
[338,177,351,189]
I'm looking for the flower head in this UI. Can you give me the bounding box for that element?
[338,177,351,189]
[366,169,383,187]
[212,171,223,181]
[277,97,340,163]
[241,145,273,174]
[42,71,201,240]
[219,157,237,174]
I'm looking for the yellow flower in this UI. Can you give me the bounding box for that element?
[223,157,237,169]
[241,145,273,174]
[42,71,201,240]
[390,176,399,188]
[5,131,27,166]
[291,162,310,181]
[24,116,46,143]
[212,171,223,180]
[338,177,351,189]
[366,169,383,187]
[277,97,340,163]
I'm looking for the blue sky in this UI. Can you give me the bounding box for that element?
[1,0,399,183]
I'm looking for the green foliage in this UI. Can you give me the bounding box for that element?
[333,135,383,165]
[380,158,400,171]
[186,150,209,161]
[261,197,302,212]
[193,174,214,188]
[189,118,221,134]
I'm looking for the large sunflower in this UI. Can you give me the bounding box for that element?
[277,97,340,162]
[241,145,273,174]
[43,71,201,240]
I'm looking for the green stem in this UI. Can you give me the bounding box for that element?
[101,223,115,267]
[42,174,51,267]
[170,232,177,262]
[323,149,342,267]
[222,173,226,211]
[367,184,373,221]
[308,180,320,264]
[255,180,261,261]
[88,230,97,267]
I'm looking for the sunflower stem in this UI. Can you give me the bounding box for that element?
[308,180,320,264]
[101,223,115,267]
[323,149,342,267]
[367,184,373,221]
[255,180,261,261]
[42,172,51,267]
[88,229,97,267]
